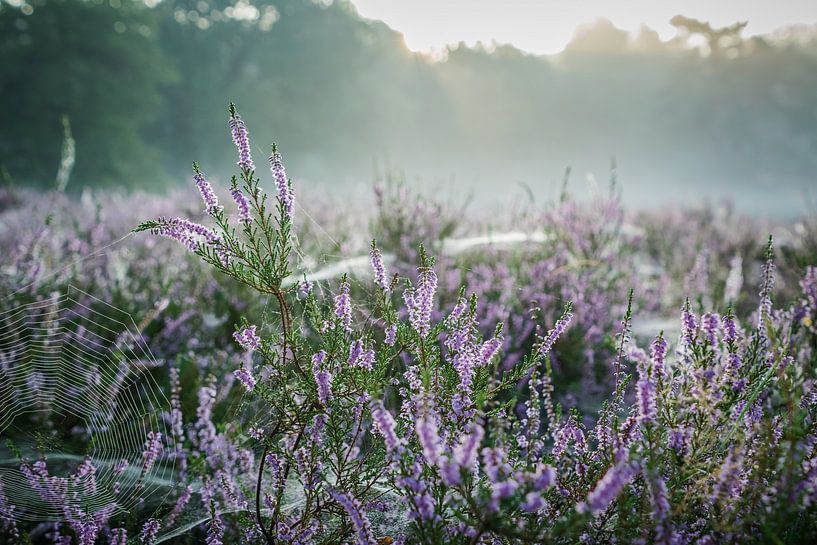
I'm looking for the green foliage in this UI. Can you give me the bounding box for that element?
[0,0,175,189]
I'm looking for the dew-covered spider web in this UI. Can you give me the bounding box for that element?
[0,285,176,522]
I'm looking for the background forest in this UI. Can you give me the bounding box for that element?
[2,0,817,216]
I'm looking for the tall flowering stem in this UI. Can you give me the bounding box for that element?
[229,102,254,173]
[757,235,775,344]
[193,163,222,215]
[614,289,634,393]
[136,105,307,545]
[269,144,294,220]
[405,245,437,339]
[370,240,389,291]
[230,176,252,224]
[537,302,573,358]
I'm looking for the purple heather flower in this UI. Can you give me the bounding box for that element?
[149,218,201,252]
[295,447,321,491]
[779,355,794,373]
[265,453,285,493]
[314,368,332,405]
[311,349,326,368]
[139,519,160,545]
[72,457,97,496]
[384,323,397,346]
[710,447,744,506]
[722,313,738,345]
[169,367,187,481]
[412,492,436,522]
[0,482,19,541]
[529,463,557,492]
[193,168,222,215]
[440,460,463,487]
[538,304,573,357]
[110,528,127,545]
[628,345,650,373]
[452,423,484,470]
[490,478,519,509]
[579,460,641,516]
[646,470,672,543]
[23,460,68,506]
[233,365,256,391]
[477,334,503,367]
[482,446,509,483]
[234,325,261,352]
[554,417,587,459]
[668,427,691,457]
[312,351,333,405]
[76,520,99,545]
[406,267,437,338]
[113,459,128,477]
[636,356,657,426]
[441,423,484,486]
[416,413,443,467]
[141,432,162,477]
[702,312,720,348]
[650,334,667,380]
[370,400,403,456]
[617,415,639,451]
[329,490,376,545]
[334,278,352,333]
[148,216,229,263]
[681,299,698,349]
[269,146,295,218]
[230,186,251,223]
[522,491,546,513]
[637,379,656,424]
[348,339,375,370]
[298,279,314,299]
[206,512,224,545]
[370,242,389,291]
[229,110,254,172]
[166,485,193,526]
[757,236,775,333]
[195,378,219,458]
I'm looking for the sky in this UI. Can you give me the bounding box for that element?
[350,0,817,55]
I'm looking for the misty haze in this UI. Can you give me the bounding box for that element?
[2,0,817,217]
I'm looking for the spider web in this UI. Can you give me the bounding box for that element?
[0,285,176,522]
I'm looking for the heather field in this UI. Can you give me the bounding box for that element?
[0,106,816,544]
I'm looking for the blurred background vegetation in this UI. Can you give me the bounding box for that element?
[1,0,816,216]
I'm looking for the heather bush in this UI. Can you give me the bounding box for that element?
[1,106,816,544]
[131,107,815,544]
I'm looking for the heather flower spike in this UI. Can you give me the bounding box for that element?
[334,275,352,333]
[230,176,252,224]
[269,143,295,219]
[329,490,376,545]
[234,324,261,352]
[229,102,254,172]
[757,234,775,339]
[406,247,438,338]
[193,162,222,215]
[579,460,641,516]
[538,302,573,357]
[370,240,389,291]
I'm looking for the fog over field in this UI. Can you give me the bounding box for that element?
[2,0,817,217]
